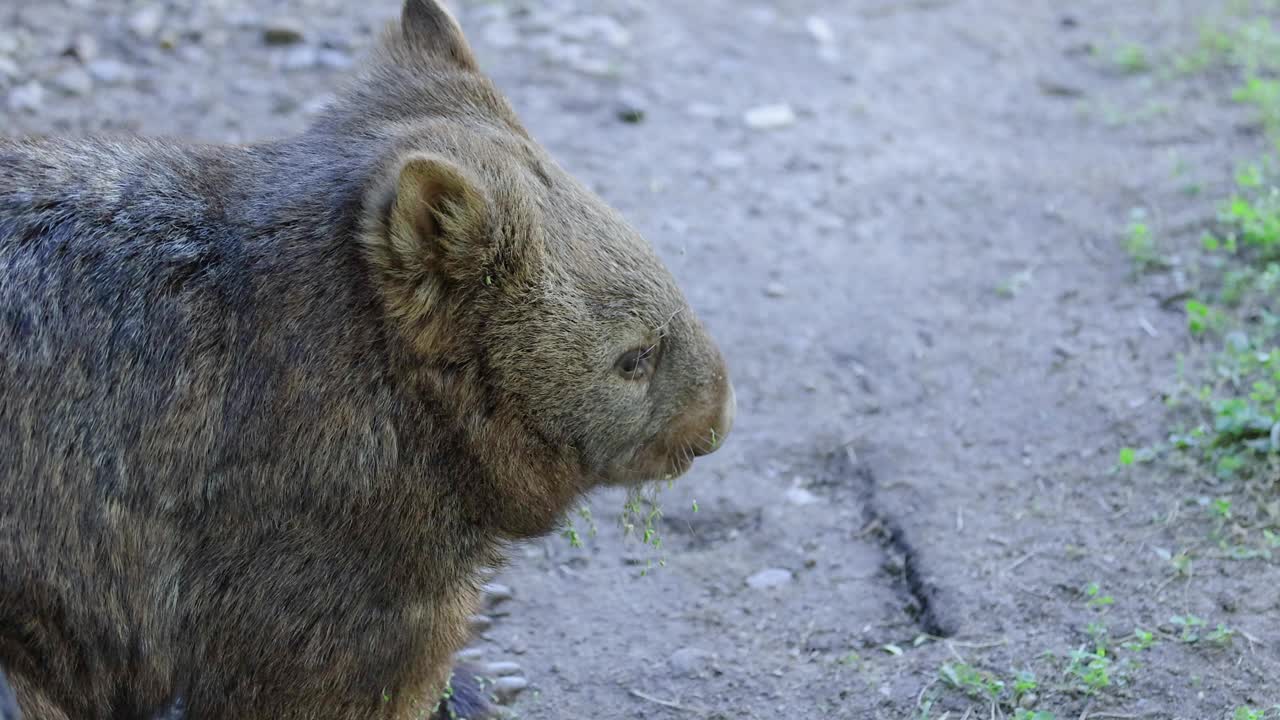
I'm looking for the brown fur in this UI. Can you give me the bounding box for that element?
[0,1,734,718]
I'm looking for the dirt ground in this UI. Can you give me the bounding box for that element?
[3,1,1277,718]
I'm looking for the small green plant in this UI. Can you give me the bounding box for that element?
[1066,645,1114,694]
[940,662,1004,700]
[1207,623,1238,647]
[1124,209,1165,271]
[1011,669,1039,698]
[1185,299,1216,336]
[1114,43,1152,74]
[1128,148,1280,519]
[1118,447,1138,466]
[1121,628,1157,652]
[1084,582,1115,609]
[1171,614,1207,643]
[934,663,1046,712]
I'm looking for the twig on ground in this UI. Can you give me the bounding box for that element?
[1007,550,1039,572]
[628,689,704,713]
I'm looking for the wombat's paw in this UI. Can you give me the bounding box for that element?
[431,661,527,720]
[440,577,525,720]
[0,670,21,720]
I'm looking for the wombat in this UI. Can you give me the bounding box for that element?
[0,1,735,718]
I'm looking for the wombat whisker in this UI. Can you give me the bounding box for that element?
[652,306,685,336]
[681,441,695,466]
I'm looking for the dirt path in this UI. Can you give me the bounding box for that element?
[3,1,1276,718]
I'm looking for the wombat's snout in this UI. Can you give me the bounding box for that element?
[693,380,735,457]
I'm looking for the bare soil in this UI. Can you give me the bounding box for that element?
[3,1,1276,718]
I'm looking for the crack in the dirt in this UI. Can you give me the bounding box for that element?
[827,446,955,638]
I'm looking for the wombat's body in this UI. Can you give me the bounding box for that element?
[0,2,733,719]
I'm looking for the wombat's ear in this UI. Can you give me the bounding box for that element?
[383,154,489,282]
[364,154,490,355]
[400,0,479,70]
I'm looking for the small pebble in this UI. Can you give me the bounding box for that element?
[490,676,528,702]
[711,150,747,170]
[49,66,93,96]
[0,32,20,56]
[557,15,630,47]
[805,16,834,45]
[482,582,514,604]
[262,19,307,46]
[744,103,797,130]
[279,46,319,71]
[7,80,44,113]
[0,57,19,82]
[316,49,353,70]
[301,94,336,115]
[128,5,166,39]
[785,486,818,506]
[87,59,134,85]
[485,661,523,677]
[668,647,716,677]
[616,104,645,124]
[746,568,793,590]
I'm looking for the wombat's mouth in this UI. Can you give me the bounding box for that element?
[598,438,706,487]
[601,380,735,487]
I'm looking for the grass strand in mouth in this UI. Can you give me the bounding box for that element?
[622,484,669,576]
[559,482,674,575]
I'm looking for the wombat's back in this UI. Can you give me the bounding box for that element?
[0,136,398,485]
[0,136,463,717]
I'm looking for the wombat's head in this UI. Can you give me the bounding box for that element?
[348,1,734,527]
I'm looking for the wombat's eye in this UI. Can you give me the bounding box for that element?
[615,345,657,381]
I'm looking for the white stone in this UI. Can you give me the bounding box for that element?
[744,103,796,130]
[128,5,166,38]
[746,568,793,589]
[7,80,44,112]
[785,486,819,506]
[0,57,19,82]
[669,647,716,676]
[805,16,834,45]
[49,66,93,96]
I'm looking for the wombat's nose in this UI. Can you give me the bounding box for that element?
[720,381,736,438]
[693,380,734,457]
